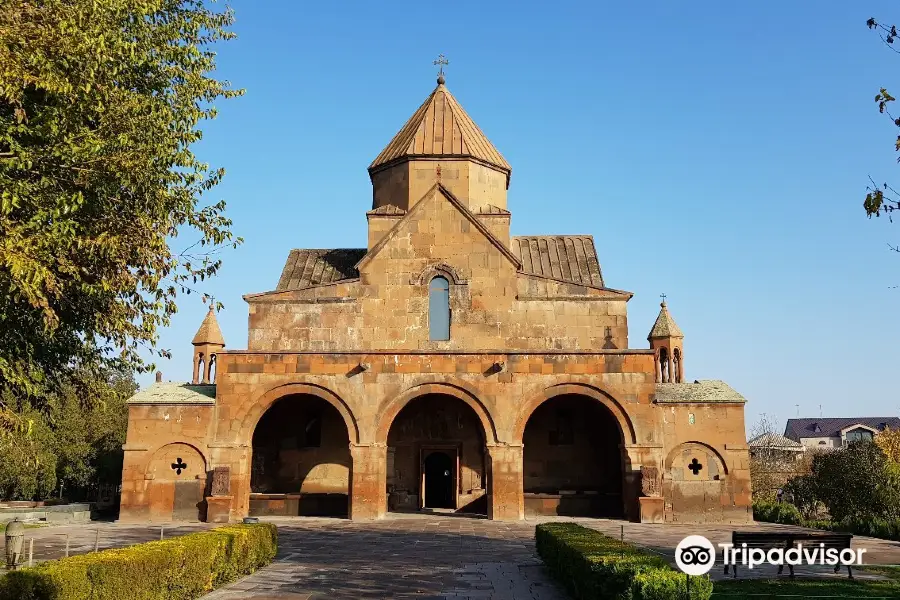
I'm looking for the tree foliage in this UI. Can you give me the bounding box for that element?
[748,413,809,501]
[0,366,134,501]
[864,18,900,242]
[876,426,900,463]
[0,0,243,411]
[802,441,900,522]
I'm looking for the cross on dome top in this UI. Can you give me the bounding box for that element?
[434,53,448,84]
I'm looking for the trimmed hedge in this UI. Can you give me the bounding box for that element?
[535,523,712,600]
[0,523,277,600]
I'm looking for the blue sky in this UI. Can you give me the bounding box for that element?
[144,1,900,432]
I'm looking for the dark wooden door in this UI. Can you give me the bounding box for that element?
[173,480,204,521]
[423,451,455,509]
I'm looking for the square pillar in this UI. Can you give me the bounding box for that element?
[350,443,387,520]
[487,444,523,520]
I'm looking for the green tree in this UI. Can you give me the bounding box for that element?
[50,367,135,496]
[864,18,900,233]
[0,396,56,500]
[0,0,243,415]
[809,441,900,521]
[876,427,900,464]
[0,366,135,501]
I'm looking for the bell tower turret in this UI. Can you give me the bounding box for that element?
[648,296,684,383]
[192,306,225,384]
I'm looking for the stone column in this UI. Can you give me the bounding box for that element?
[487,444,523,521]
[350,443,387,520]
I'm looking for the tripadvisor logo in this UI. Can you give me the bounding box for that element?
[674,534,868,575]
[675,535,716,575]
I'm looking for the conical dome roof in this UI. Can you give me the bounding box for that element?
[192,306,225,346]
[369,80,511,183]
[648,301,683,340]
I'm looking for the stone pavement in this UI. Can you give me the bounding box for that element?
[204,514,565,600]
[204,514,900,599]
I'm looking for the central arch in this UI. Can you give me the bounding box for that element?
[516,384,632,518]
[248,392,353,518]
[381,384,493,516]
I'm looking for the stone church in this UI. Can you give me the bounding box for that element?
[119,73,752,524]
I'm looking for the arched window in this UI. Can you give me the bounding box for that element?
[672,348,681,383]
[429,276,450,341]
[658,347,669,383]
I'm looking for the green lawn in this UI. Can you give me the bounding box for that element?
[711,566,900,599]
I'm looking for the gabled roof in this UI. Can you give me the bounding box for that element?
[749,432,804,451]
[276,249,367,291]
[512,235,604,288]
[648,301,683,340]
[654,380,746,404]
[127,383,216,405]
[191,307,225,346]
[355,183,521,273]
[369,82,511,184]
[784,417,900,442]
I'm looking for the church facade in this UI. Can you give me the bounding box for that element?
[119,75,752,524]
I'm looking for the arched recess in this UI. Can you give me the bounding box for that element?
[513,383,637,445]
[409,262,469,285]
[517,387,629,518]
[145,442,207,522]
[247,388,355,518]
[663,441,729,522]
[381,383,494,515]
[664,441,729,478]
[375,382,498,445]
[237,382,360,446]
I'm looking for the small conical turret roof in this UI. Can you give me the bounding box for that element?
[369,77,511,184]
[648,300,683,340]
[192,306,225,346]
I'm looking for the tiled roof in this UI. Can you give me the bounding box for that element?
[784,417,900,442]
[369,83,511,179]
[511,235,604,288]
[648,301,683,339]
[127,383,216,405]
[748,432,804,450]
[276,249,367,291]
[654,380,746,404]
[191,307,225,346]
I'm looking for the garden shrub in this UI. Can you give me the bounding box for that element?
[535,523,712,600]
[754,500,900,543]
[752,500,802,525]
[0,523,277,600]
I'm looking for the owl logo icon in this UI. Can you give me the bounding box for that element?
[675,535,715,575]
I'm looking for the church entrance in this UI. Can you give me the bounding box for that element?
[249,394,351,517]
[386,394,487,515]
[422,449,456,509]
[522,394,625,518]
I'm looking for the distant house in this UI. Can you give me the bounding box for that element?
[748,432,805,460]
[784,418,900,450]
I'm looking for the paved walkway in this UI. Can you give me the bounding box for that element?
[204,515,565,600]
[203,515,900,599]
